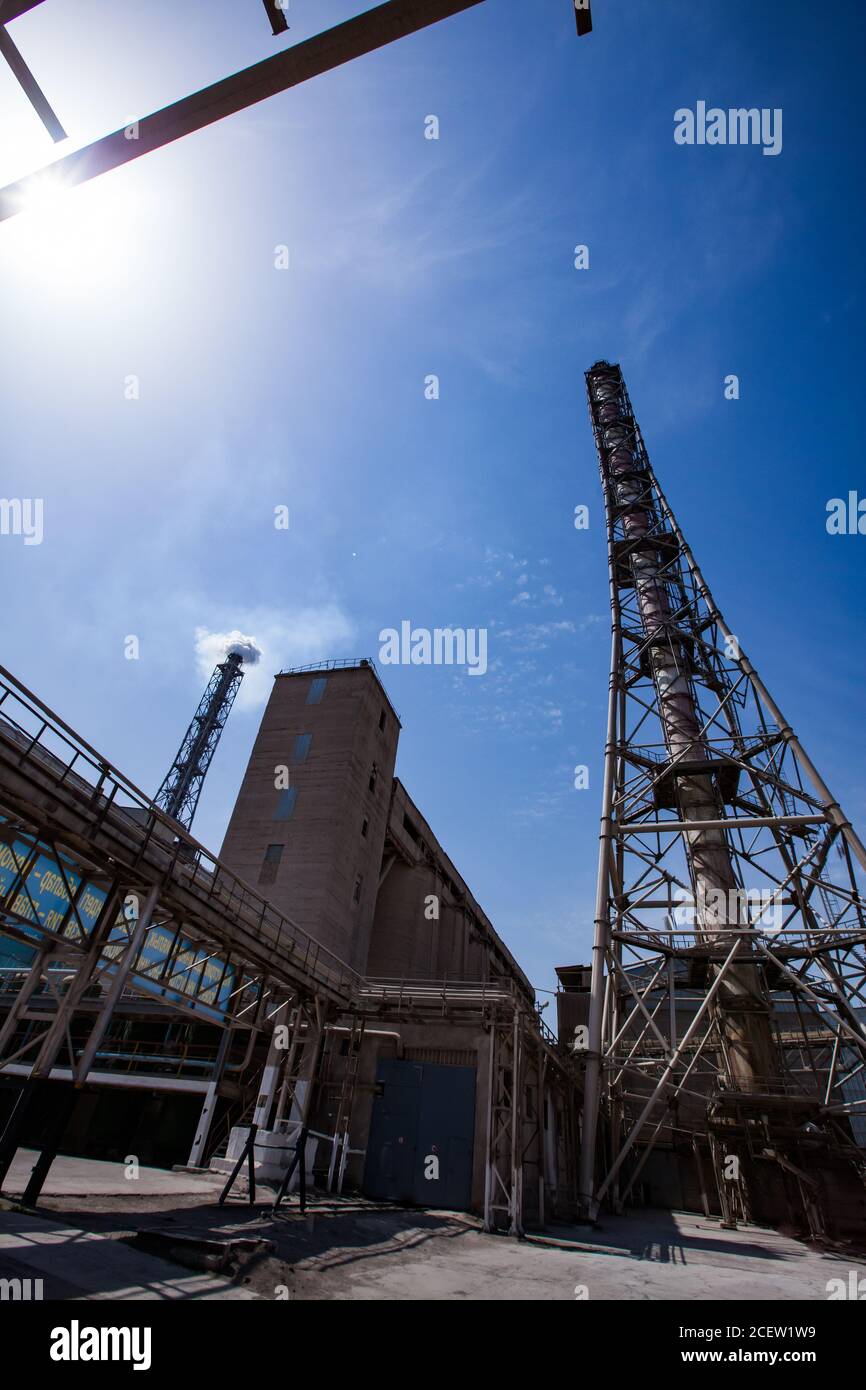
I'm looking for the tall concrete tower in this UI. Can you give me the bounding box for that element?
[579,361,866,1236]
[219,660,400,973]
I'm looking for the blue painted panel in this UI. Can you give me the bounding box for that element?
[292,733,312,764]
[0,832,107,943]
[274,787,298,821]
[0,820,232,1016]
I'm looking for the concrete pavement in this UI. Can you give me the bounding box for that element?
[0,1210,260,1300]
[2,1149,226,1199]
[280,1208,866,1301]
[2,1152,864,1300]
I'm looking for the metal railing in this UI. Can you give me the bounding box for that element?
[359,975,521,1004]
[277,657,379,676]
[275,657,400,720]
[0,664,547,1036]
[0,662,362,1008]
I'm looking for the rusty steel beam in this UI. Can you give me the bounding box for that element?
[0,0,485,222]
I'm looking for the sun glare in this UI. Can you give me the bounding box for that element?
[1,171,141,296]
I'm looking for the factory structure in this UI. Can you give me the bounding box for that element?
[210,658,572,1217]
[0,656,572,1230]
[569,362,866,1240]
[0,362,865,1244]
[3,0,864,1326]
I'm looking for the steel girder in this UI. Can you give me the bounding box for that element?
[578,361,866,1231]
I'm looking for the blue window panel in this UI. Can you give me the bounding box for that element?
[292,733,312,764]
[306,677,327,705]
[274,788,297,821]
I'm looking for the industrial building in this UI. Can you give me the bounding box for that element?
[219,659,527,990]
[3,0,865,1330]
[573,360,866,1243]
[557,961,866,1235]
[0,370,864,1248]
[0,657,573,1229]
[214,658,572,1218]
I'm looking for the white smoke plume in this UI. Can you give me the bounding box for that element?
[194,606,355,709]
[225,635,262,665]
[195,628,261,672]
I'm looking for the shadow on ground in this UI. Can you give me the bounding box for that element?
[7,1189,478,1299]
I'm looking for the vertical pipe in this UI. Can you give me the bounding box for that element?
[483,1023,496,1231]
[188,1028,231,1167]
[578,564,622,1216]
[337,1133,351,1192]
[252,1000,290,1130]
[668,956,677,1052]
[509,1008,522,1235]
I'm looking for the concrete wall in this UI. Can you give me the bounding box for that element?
[368,780,532,996]
[219,661,540,1215]
[219,664,399,972]
[219,662,530,996]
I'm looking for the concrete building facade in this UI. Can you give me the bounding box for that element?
[0,659,572,1226]
[219,660,531,998]
[216,660,566,1216]
[219,660,400,974]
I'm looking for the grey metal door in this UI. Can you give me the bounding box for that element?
[363,1058,476,1209]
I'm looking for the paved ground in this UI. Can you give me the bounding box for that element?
[0,1210,258,1300]
[2,1152,865,1300]
[247,1208,866,1301]
[3,1149,227,1198]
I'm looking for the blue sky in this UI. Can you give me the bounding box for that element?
[1,0,864,1004]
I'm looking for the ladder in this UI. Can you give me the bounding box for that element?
[327,1016,365,1191]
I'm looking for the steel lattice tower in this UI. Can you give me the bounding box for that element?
[155,651,245,830]
[580,361,866,1236]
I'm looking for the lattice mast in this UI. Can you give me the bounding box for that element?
[155,651,245,830]
[579,361,866,1230]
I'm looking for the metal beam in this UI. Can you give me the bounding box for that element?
[0,0,485,222]
[593,937,743,1212]
[0,22,66,141]
[262,0,290,37]
[620,813,827,835]
[0,1,49,22]
[73,885,160,1083]
[574,0,593,38]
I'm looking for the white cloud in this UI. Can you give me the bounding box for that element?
[499,620,577,651]
[193,604,356,709]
